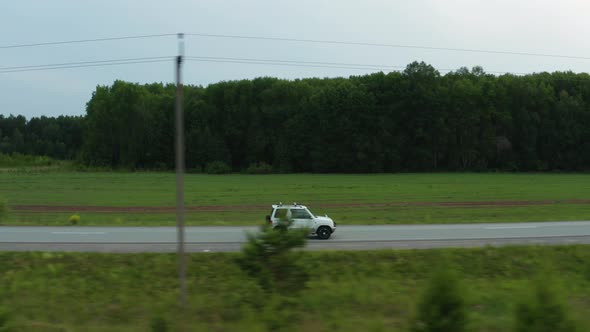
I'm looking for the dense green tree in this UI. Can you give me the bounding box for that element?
[3,63,590,172]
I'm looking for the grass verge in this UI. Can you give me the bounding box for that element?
[5,203,590,226]
[2,245,590,331]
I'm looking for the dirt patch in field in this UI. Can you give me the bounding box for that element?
[347,199,590,208]
[10,199,590,213]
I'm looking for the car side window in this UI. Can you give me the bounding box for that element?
[290,209,311,219]
[274,208,288,220]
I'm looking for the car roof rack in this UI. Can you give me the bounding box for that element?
[273,202,306,208]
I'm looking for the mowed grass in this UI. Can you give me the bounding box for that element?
[1,172,590,225]
[2,245,590,331]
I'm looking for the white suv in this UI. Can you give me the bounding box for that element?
[266,203,336,239]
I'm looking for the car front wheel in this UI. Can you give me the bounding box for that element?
[316,226,332,240]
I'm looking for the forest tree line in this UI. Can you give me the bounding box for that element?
[2,61,590,172]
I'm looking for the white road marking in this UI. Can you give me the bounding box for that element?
[51,231,106,235]
[484,226,537,230]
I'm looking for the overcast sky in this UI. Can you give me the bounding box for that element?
[2,0,590,119]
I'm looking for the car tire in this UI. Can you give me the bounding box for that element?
[316,226,332,240]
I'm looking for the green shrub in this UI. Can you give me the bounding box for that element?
[150,315,168,332]
[412,267,467,332]
[514,276,577,332]
[0,306,9,332]
[72,160,113,172]
[245,162,273,174]
[152,162,170,172]
[0,287,9,332]
[0,201,6,223]
[260,296,301,332]
[236,223,309,296]
[186,165,203,174]
[0,153,58,168]
[237,223,309,331]
[69,214,80,225]
[205,161,231,174]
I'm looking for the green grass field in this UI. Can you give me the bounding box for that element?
[1,245,590,331]
[1,172,590,226]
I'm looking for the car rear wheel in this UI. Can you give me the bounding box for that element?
[316,226,332,240]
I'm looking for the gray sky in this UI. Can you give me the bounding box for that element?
[2,0,590,119]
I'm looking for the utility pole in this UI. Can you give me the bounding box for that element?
[175,32,186,307]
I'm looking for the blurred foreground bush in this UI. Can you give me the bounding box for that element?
[236,222,310,331]
[0,288,10,332]
[514,274,578,332]
[0,200,6,223]
[236,222,309,295]
[0,307,9,332]
[150,315,168,332]
[412,266,467,332]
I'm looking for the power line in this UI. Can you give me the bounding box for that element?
[0,54,545,76]
[3,31,589,62]
[186,56,532,75]
[0,60,171,73]
[187,56,519,74]
[2,54,588,81]
[0,33,176,49]
[185,56,407,71]
[0,57,173,73]
[185,56,590,80]
[1,56,173,70]
[0,54,485,75]
[186,33,590,61]
[186,58,399,72]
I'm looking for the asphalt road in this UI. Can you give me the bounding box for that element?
[2,221,590,252]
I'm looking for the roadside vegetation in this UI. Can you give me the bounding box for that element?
[0,153,68,171]
[1,245,590,331]
[0,200,6,224]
